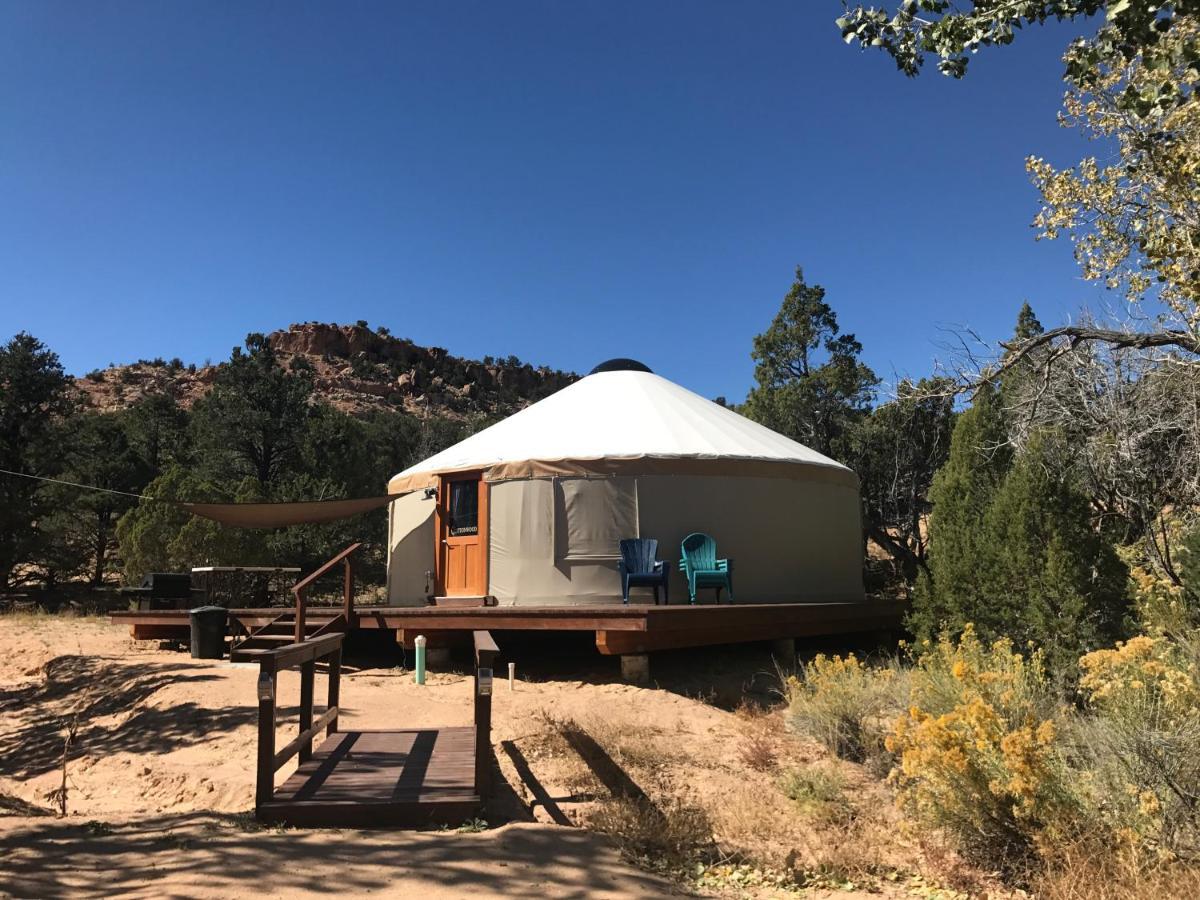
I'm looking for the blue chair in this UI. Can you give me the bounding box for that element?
[679,533,734,604]
[618,538,670,605]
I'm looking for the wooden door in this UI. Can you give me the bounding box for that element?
[436,473,488,597]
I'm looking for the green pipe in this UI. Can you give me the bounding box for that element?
[414,634,426,685]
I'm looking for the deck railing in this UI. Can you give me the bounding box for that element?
[291,543,362,643]
[472,630,499,796]
[246,632,344,810]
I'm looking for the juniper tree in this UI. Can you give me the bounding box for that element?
[910,380,1012,642]
[913,381,1129,669]
[41,413,151,585]
[977,433,1129,669]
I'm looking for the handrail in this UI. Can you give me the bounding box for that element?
[292,542,363,643]
[291,542,363,596]
[254,632,344,811]
[472,630,499,796]
[239,632,344,673]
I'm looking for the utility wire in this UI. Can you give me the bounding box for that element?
[0,467,156,501]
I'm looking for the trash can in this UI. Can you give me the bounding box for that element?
[189,606,228,659]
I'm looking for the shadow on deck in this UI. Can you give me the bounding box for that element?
[259,728,480,827]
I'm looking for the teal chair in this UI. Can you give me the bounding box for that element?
[678,533,733,604]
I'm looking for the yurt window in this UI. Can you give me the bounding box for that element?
[553,477,638,560]
[447,480,480,536]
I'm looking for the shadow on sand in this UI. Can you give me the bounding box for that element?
[0,655,247,780]
[0,811,687,900]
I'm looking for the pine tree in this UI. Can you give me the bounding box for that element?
[1013,301,1044,341]
[0,333,75,588]
[190,333,316,489]
[743,267,877,461]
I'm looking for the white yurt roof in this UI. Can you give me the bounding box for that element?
[387,365,855,492]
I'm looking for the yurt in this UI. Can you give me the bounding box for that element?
[385,360,864,607]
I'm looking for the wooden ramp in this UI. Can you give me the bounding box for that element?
[246,629,499,829]
[260,728,480,827]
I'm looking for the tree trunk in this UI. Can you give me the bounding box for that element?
[92,509,111,587]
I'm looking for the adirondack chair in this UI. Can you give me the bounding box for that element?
[678,532,734,605]
[618,538,670,605]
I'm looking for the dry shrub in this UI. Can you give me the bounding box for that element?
[786,652,905,772]
[783,622,1200,890]
[588,795,717,872]
[738,731,779,772]
[786,799,900,889]
[779,764,849,823]
[890,625,1200,883]
[1034,833,1200,900]
[539,713,717,872]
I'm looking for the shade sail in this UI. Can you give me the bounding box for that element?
[180,494,400,528]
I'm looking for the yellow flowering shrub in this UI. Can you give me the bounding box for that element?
[1077,632,1200,859]
[1080,634,1200,718]
[789,623,1200,874]
[786,652,903,769]
[1124,551,1195,634]
[885,626,1078,867]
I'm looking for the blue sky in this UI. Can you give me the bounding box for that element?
[0,2,1108,402]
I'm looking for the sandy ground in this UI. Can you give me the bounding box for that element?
[0,616,949,900]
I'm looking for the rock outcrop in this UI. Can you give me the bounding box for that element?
[72,322,577,420]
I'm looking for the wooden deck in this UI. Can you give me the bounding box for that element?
[259,728,480,827]
[112,599,902,654]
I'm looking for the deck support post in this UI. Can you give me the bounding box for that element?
[769,638,796,668]
[620,654,650,684]
[255,669,277,809]
[473,631,499,802]
[299,660,315,763]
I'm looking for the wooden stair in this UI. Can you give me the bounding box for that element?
[230,611,346,662]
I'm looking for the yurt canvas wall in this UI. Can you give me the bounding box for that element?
[386,469,863,607]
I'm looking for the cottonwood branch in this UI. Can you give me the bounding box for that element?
[996,325,1200,381]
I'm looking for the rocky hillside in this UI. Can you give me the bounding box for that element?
[73,322,577,419]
